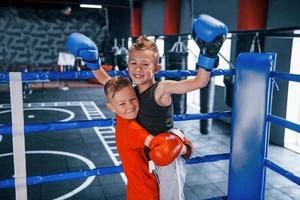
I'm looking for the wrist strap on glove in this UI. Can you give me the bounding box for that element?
[198,54,216,71]
[168,128,185,140]
[182,138,193,160]
[83,58,101,70]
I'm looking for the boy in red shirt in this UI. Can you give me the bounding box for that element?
[103,77,189,199]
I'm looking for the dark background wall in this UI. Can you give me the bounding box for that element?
[141,0,164,35]
[267,0,300,28]
[192,0,238,31]
[0,6,130,72]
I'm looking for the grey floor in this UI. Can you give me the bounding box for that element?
[175,113,300,200]
[0,84,299,199]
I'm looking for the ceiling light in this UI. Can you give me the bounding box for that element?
[80,4,102,9]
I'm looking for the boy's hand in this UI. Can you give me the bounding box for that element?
[66,32,101,70]
[192,14,228,71]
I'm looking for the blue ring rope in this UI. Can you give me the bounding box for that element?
[1,68,299,192]
[0,153,229,189]
[0,69,234,82]
[186,153,230,164]
[0,112,232,135]
[264,159,300,186]
[271,71,300,83]
[268,114,300,134]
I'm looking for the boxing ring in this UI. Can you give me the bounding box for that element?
[0,52,299,200]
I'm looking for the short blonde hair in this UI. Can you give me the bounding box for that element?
[129,36,159,65]
[104,77,133,100]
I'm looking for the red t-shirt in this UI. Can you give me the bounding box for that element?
[115,115,159,200]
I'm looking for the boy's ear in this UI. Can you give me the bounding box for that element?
[154,64,161,72]
[106,102,116,113]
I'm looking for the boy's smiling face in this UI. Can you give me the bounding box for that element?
[106,85,139,120]
[128,49,160,90]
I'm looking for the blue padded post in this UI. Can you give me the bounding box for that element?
[228,53,276,200]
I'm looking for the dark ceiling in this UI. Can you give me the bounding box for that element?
[0,0,138,9]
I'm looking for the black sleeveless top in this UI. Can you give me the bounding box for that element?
[135,82,174,136]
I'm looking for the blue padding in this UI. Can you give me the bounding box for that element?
[228,53,276,200]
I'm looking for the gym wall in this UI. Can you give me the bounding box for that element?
[0,6,130,72]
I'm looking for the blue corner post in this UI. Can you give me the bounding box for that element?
[228,53,276,200]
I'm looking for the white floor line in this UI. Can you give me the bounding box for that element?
[97,127,112,130]
[106,141,116,144]
[0,150,96,200]
[0,100,127,183]
[103,135,115,139]
[0,101,94,108]
[99,131,115,134]
[79,101,127,183]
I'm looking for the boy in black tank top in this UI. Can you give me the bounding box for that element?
[127,14,227,198]
[68,14,228,200]
[127,33,217,199]
[135,82,173,135]
[127,17,227,198]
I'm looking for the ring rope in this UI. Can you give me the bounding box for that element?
[268,114,300,134]
[0,153,230,189]
[271,71,300,83]
[1,68,300,195]
[0,69,234,82]
[1,69,299,84]
[264,159,300,185]
[0,112,231,135]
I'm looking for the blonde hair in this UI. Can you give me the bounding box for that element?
[104,77,133,100]
[129,35,159,65]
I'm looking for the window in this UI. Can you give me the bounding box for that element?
[216,33,232,86]
[284,30,300,153]
[155,38,164,58]
[187,36,200,109]
[186,34,232,109]
[128,37,132,48]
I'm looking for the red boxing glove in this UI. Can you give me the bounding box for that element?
[149,132,183,166]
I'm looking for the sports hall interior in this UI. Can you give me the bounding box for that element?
[0,0,299,199]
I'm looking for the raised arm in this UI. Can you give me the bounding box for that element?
[157,14,228,97]
[157,68,210,95]
[66,32,111,85]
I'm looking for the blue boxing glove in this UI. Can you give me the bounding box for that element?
[66,32,101,70]
[192,14,228,71]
